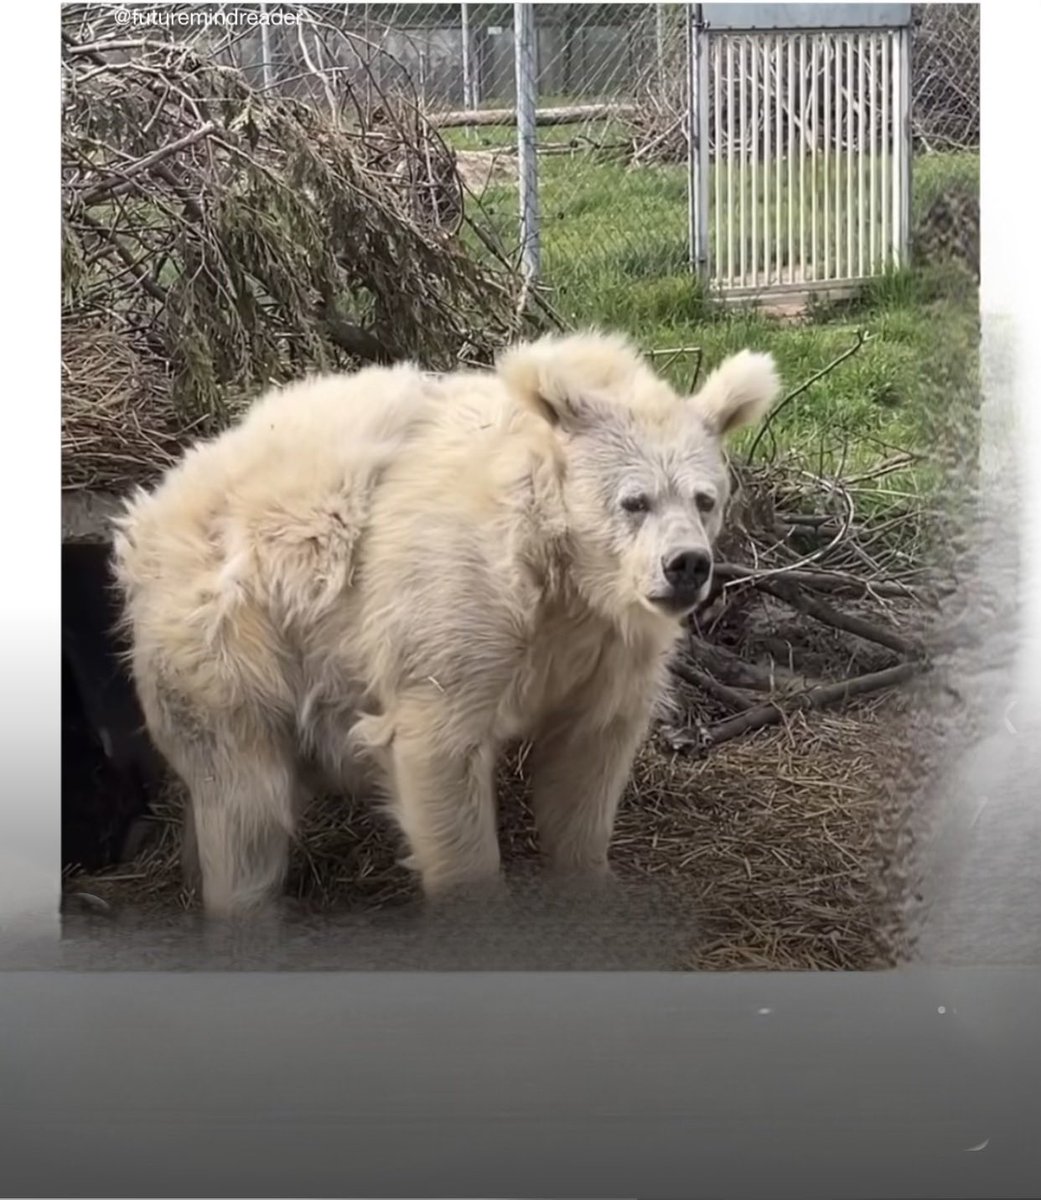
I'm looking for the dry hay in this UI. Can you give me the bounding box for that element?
[64,694,918,971]
[61,14,529,492]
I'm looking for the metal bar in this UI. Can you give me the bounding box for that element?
[774,34,782,282]
[714,33,723,281]
[787,36,794,283]
[835,34,843,277]
[763,36,772,285]
[889,29,898,267]
[897,23,912,267]
[688,5,711,279]
[881,30,889,265]
[869,33,877,272]
[751,33,759,287]
[846,34,854,277]
[694,7,712,278]
[726,36,735,284]
[688,6,698,275]
[823,34,831,278]
[700,5,914,33]
[259,2,273,90]
[739,35,748,286]
[810,34,818,281]
[514,2,540,282]
[858,32,866,277]
[798,32,807,284]
[461,2,476,112]
[656,3,667,91]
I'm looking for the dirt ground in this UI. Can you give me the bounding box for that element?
[62,678,923,971]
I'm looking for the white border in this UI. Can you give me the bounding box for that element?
[2,4,61,939]
[3,1,1036,956]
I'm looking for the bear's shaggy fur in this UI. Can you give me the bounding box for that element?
[111,331,780,917]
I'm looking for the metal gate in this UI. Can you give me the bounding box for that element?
[689,4,914,299]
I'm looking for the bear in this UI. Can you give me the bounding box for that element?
[111,330,781,919]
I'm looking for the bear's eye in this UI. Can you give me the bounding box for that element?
[620,494,651,515]
[695,491,716,514]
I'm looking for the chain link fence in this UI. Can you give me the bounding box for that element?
[514,4,692,317]
[911,3,979,155]
[908,3,979,268]
[65,3,979,311]
[303,3,976,314]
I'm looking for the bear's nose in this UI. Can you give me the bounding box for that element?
[662,549,712,591]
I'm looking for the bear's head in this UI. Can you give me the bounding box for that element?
[497,330,781,628]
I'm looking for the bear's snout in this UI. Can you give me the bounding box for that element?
[654,548,713,612]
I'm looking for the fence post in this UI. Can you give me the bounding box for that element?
[259,2,273,90]
[461,2,477,111]
[897,21,913,267]
[514,2,540,284]
[656,4,667,91]
[687,4,710,279]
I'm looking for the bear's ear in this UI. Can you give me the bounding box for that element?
[689,350,782,437]
[496,331,644,432]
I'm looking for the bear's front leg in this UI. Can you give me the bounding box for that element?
[385,700,502,898]
[529,709,650,878]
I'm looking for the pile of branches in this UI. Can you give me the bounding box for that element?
[61,12,527,492]
[665,463,929,754]
[646,336,939,759]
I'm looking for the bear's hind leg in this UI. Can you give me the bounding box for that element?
[164,719,301,920]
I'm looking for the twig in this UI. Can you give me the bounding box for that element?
[77,122,218,204]
[844,452,924,485]
[714,562,923,601]
[77,212,168,304]
[645,344,702,359]
[746,329,873,462]
[688,348,705,392]
[722,471,857,587]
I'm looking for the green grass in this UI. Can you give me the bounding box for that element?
[457,139,980,495]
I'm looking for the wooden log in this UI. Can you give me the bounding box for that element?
[433,102,636,128]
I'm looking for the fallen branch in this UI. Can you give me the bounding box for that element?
[666,662,922,754]
[669,659,757,711]
[77,121,219,205]
[746,330,873,463]
[753,577,923,658]
[686,635,804,692]
[433,102,637,128]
